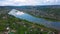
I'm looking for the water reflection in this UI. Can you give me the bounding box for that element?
[8,9,60,30]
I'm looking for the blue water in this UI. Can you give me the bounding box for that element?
[8,9,60,30]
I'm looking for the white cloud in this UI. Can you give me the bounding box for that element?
[41,0,60,5]
[0,0,60,6]
[0,0,38,6]
[43,0,54,3]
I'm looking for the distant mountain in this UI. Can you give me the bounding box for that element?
[0,5,60,9]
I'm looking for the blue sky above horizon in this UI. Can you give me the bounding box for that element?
[0,0,60,6]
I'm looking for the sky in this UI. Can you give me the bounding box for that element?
[0,0,60,6]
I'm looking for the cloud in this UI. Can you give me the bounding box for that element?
[39,0,60,5]
[0,0,37,6]
[45,0,54,2]
[0,0,60,6]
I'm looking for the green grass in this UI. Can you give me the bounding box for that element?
[0,14,58,34]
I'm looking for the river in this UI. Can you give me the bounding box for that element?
[8,9,60,31]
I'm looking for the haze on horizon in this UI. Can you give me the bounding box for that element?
[0,0,60,6]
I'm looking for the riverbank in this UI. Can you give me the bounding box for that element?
[27,13,60,22]
[0,13,58,34]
